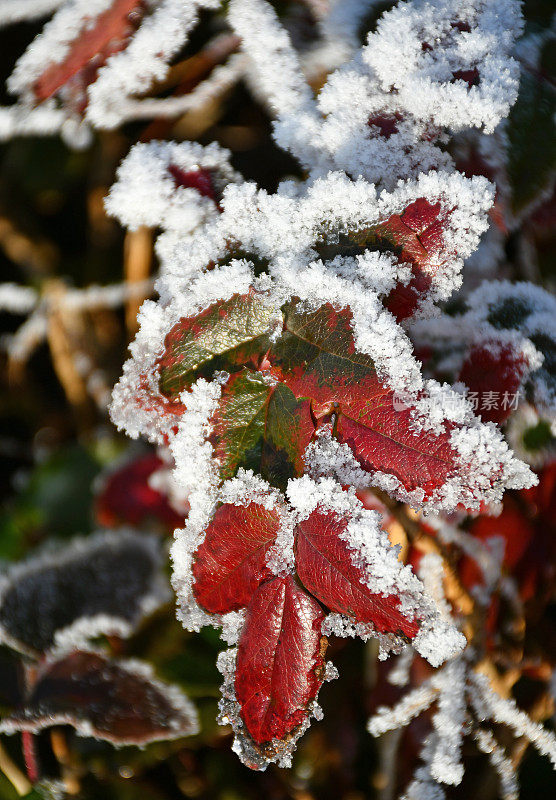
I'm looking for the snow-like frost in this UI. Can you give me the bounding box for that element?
[362,0,523,134]
[105,140,239,232]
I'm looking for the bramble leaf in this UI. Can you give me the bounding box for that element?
[270,302,458,500]
[168,164,216,202]
[315,198,446,319]
[158,293,276,400]
[209,371,315,490]
[192,502,280,614]
[295,509,420,639]
[95,454,186,530]
[458,343,529,424]
[0,651,198,745]
[235,575,326,745]
[0,531,169,655]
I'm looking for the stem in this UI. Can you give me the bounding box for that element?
[50,729,81,795]
[21,731,39,785]
[0,741,31,796]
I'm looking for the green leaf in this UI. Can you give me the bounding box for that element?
[522,418,554,452]
[158,293,276,399]
[0,444,100,557]
[209,370,314,491]
[507,40,556,214]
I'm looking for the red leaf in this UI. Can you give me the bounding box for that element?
[95,454,186,530]
[235,575,326,744]
[295,509,419,639]
[192,502,280,614]
[271,303,458,500]
[313,198,448,320]
[168,164,216,202]
[458,342,528,424]
[400,198,442,235]
[452,68,480,87]
[0,651,198,745]
[335,378,456,498]
[367,112,403,139]
[34,0,146,107]
[384,199,444,320]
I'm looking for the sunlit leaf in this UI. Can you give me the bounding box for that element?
[235,575,326,745]
[158,293,276,400]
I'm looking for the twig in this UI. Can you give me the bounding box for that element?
[123,226,153,335]
[21,731,39,785]
[0,741,32,796]
[50,729,81,795]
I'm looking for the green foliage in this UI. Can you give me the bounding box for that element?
[507,38,556,213]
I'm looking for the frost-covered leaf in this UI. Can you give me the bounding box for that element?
[158,293,276,400]
[192,501,280,614]
[169,165,216,201]
[0,530,169,655]
[209,370,314,489]
[335,392,457,500]
[33,0,146,109]
[235,574,326,745]
[6,0,223,140]
[105,140,239,233]
[0,650,198,744]
[411,281,556,420]
[271,302,458,501]
[286,479,465,664]
[295,508,419,640]
[363,0,523,134]
[316,198,446,320]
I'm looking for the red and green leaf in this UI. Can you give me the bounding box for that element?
[314,198,447,320]
[270,302,458,500]
[192,502,280,614]
[294,509,420,639]
[209,370,315,490]
[158,292,276,400]
[235,575,326,745]
[34,0,146,107]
